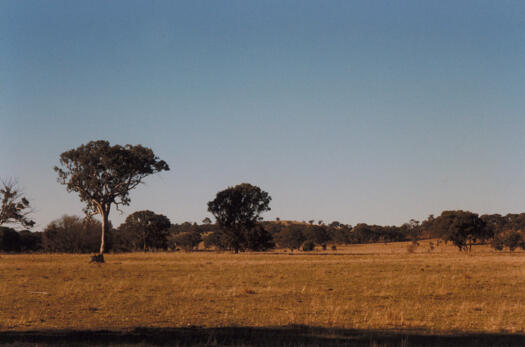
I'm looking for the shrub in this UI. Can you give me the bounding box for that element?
[407,240,419,253]
[492,230,525,252]
[0,227,21,252]
[42,215,102,253]
[491,236,504,251]
[302,240,315,252]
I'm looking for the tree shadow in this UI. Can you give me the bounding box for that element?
[1,325,524,346]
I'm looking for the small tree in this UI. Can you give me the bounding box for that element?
[448,212,488,251]
[207,183,271,253]
[55,140,169,261]
[0,179,34,228]
[118,210,171,251]
[430,211,490,251]
[504,230,523,252]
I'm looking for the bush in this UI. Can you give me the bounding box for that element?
[0,227,21,252]
[492,230,525,252]
[491,236,504,251]
[18,230,42,252]
[407,240,419,253]
[42,215,102,253]
[302,240,315,252]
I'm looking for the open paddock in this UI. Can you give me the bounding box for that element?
[1,241,525,345]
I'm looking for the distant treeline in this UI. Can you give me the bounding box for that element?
[2,210,525,253]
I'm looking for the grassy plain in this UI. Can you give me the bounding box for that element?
[1,240,525,337]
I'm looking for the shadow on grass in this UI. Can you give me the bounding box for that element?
[1,325,525,346]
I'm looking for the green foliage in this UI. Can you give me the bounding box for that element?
[491,230,525,252]
[55,140,169,215]
[207,183,271,253]
[54,140,169,254]
[117,210,171,251]
[428,211,489,251]
[481,214,506,237]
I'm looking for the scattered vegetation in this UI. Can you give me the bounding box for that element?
[4,140,525,343]
[0,178,34,229]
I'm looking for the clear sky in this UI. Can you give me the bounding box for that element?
[1,1,525,230]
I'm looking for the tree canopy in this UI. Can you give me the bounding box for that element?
[207,183,271,253]
[117,210,171,251]
[428,210,490,251]
[54,140,169,258]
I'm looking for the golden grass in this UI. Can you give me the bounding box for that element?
[1,240,525,334]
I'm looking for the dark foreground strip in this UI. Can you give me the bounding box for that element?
[1,325,525,346]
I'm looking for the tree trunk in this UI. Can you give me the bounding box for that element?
[100,211,109,255]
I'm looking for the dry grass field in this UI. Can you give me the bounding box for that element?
[2,240,525,345]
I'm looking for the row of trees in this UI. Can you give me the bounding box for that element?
[2,140,525,258]
[4,208,525,254]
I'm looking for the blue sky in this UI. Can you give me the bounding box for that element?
[1,1,525,229]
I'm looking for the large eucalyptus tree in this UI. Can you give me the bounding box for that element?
[55,140,169,260]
